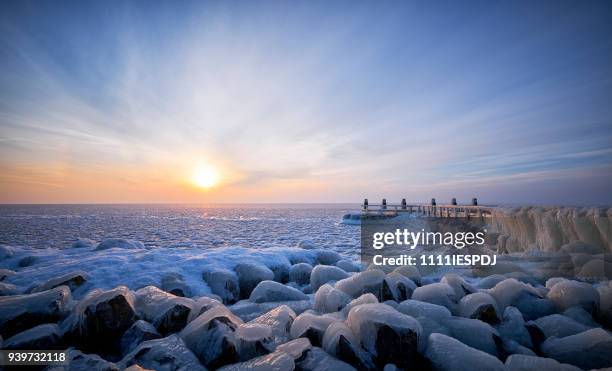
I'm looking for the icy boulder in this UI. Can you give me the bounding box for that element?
[160,272,192,297]
[2,323,61,350]
[290,312,337,346]
[457,292,500,323]
[335,259,361,273]
[235,323,273,361]
[316,250,342,265]
[392,265,421,285]
[135,286,194,335]
[314,284,351,314]
[235,263,275,299]
[498,306,532,348]
[346,303,421,369]
[425,333,505,371]
[396,299,452,323]
[180,305,243,369]
[18,255,38,267]
[0,245,15,260]
[440,274,477,300]
[414,316,451,353]
[0,282,18,296]
[477,274,507,289]
[249,281,307,303]
[31,271,89,293]
[119,334,206,371]
[267,261,291,284]
[310,265,349,291]
[62,348,119,370]
[289,263,313,285]
[119,320,161,356]
[202,269,240,304]
[62,286,136,353]
[541,328,612,369]
[562,306,599,327]
[488,278,555,320]
[442,317,502,357]
[71,238,96,249]
[298,240,317,249]
[531,314,592,339]
[322,321,375,370]
[296,346,356,371]
[382,272,416,302]
[505,354,582,371]
[0,268,16,281]
[341,293,379,316]
[95,238,145,251]
[546,279,600,314]
[249,305,296,346]
[218,349,295,370]
[0,285,71,338]
[411,283,457,312]
[335,270,385,299]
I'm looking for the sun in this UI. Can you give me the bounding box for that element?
[191,165,220,189]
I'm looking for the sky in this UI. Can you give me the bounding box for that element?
[0,0,611,205]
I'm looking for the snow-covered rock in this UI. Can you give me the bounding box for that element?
[346,303,421,369]
[0,286,71,338]
[236,263,275,299]
[249,305,296,347]
[290,312,337,346]
[411,283,457,312]
[2,323,61,349]
[457,292,500,323]
[119,334,206,371]
[310,265,349,291]
[425,333,505,371]
[119,320,161,356]
[314,284,351,313]
[95,238,145,251]
[249,281,307,303]
[505,354,582,371]
[180,305,243,369]
[335,270,385,299]
[135,285,194,335]
[289,263,313,285]
[541,328,612,369]
[382,272,416,302]
[31,271,89,293]
[160,272,192,297]
[202,269,240,304]
[547,279,600,314]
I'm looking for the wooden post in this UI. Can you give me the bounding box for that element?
[401,198,407,210]
[472,198,478,206]
[382,198,387,210]
[451,198,457,205]
[363,198,368,211]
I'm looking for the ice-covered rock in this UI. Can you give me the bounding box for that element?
[236,263,275,299]
[296,346,356,371]
[501,339,536,357]
[119,334,206,371]
[120,320,161,356]
[425,333,505,371]
[95,238,145,251]
[310,265,349,291]
[31,271,89,293]
[290,312,337,346]
[230,299,312,322]
[0,282,18,296]
[314,284,351,314]
[298,240,317,249]
[562,306,599,327]
[267,261,291,284]
[2,323,61,349]
[392,265,421,285]
[396,299,452,323]
[235,323,273,361]
[346,303,421,369]
[249,305,296,346]
[180,305,243,368]
[440,274,477,300]
[188,296,223,322]
[341,293,379,316]
[61,348,119,370]
[335,259,361,273]
[71,238,96,249]
[541,328,612,369]
[316,250,342,265]
[0,285,71,338]
[249,281,307,303]
[276,337,311,358]
[289,263,313,285]
[0,245,14,260]
[414,316,451,353]
[497,306,532,348]
[217,350,295,370]
[18,255,38,267]
[0,268,16,281]
[411,283,457,312]
[62,285,136,353]
[335,270,385,299]
[531,314,592,339]
[160,272,192,297]
[457,292,500,323]
[505,354,582,371]
[202,269,240,304]
[488,278,555,320]
[547,279,600,314]
[135,285,194,335]
[477,274,507,289]
[382,272,416,302]
[442,317,502,357]
[322,321,376,370]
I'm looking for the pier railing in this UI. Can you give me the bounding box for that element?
[361,198,493,218]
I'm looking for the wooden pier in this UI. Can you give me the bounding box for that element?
[361,198,493,218]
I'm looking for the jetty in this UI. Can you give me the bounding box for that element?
[361,198,494,218]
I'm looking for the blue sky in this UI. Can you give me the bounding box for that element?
[0,0,611,204]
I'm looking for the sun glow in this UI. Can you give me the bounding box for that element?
[191,165,220,189]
